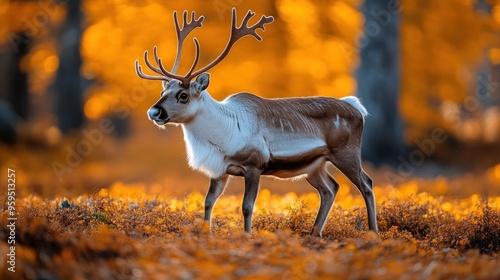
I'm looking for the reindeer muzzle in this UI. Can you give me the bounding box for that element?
[148,106,170,125]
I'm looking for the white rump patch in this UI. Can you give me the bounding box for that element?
[341,96,368,118]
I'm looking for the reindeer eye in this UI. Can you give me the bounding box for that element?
[178,93,189,103]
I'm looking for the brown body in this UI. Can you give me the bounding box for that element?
[188,92,378,236]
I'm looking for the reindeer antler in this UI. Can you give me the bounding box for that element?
[172,11,204,73]
[135,11,204,82]
[188,8,274,79]
[135,8,274,84]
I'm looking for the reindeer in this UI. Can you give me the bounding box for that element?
[135,9,378,236]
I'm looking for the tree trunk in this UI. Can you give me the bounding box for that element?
[475,0,499,109]
[0,32,30,144]
[54,0,85,133]
[356,0,406,166]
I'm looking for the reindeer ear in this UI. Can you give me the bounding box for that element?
[191,73,210,93]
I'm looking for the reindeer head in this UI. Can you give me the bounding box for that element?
[135,9,274,126]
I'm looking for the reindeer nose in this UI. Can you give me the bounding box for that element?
[148,106,168,121]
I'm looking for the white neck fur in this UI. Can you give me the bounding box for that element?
[180,91,250,177]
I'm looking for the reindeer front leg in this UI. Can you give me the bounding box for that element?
[242,168,261,234]
[204,175,229,228]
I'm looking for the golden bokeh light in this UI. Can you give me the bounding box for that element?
[493,4,500,23]
[489,47,500,64]
[43,54,59,73]
[84,96,108,120]
[45,126,62,145]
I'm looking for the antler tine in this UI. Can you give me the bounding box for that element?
[135,60,169,81]
[233,9,274,42]
[153,46,182,81]
[185,38,200,77]
[238,10,256,36]
[152,46,162,68]
[135,46,185,82]
[189,8,274,78]
[157,58,189,84]
[143,48,164,75]
[171,10,205,73]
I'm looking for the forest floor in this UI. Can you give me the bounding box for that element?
[1,180,500,279]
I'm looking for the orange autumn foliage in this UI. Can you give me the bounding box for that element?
[2,0,499,147]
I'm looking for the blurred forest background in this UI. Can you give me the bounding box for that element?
[0,0,499,198]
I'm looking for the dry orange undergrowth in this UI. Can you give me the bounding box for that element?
[1,182,500,279]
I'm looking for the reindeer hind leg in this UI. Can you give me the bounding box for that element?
[329,148,378,232]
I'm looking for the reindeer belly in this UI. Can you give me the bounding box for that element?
[262,138,329,178]
[263,157,327,178]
